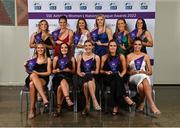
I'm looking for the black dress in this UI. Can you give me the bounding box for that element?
[41,37,52,57]
[25,62,49,89]
[79,57,96,84]
[103,55,128,107]
[52,56,73,93]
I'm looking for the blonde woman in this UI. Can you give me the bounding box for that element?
[91,14,113,57]
[25,43,51,119]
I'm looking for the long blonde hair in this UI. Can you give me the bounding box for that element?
[95,14,106,32]
[33,43,47,60]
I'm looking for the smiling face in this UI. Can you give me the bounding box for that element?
[59,18,67,29]
[39,20,48,32]
[60,43,68,55]
[136,19,143,29]
[108,41,117,54]
[117,19,126,31]
[133,40,142,52]
[96,15,105,27]
[78,19,86,30]
[36,43,45,56]
[84,41,93,53]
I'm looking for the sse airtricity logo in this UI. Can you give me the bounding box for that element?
[80,2,87,10]
[125,2,133,10]
[34,2,42,10]
[95,2,102,10]
[49,2,57,10]
[64,3,72,10]
[140,2,148,10]
[110,3,117,10]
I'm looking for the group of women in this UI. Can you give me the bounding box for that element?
[24,14,160,119]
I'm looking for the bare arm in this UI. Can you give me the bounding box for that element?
[67,29,74,46]
[29,32,36,48]
[77,54,85,77]
[52,56,60,74]
[119,54,126,77]
[144,54,152,75]
[91,55,100,74]
[143,31,153,47]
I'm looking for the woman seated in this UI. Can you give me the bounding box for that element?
[24,43,51,119]
[77,40,101,115]
[52,42,75,117]
[127,37,160,115]
[100,40,135,116]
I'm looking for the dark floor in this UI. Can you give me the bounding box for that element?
[0,86,179,127]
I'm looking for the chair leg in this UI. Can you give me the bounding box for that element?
[20,90,23,113]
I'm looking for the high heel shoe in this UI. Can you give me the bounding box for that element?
[82,104,90,115]
[43,102,49,113]
[65,96,74,107]
[53,104,62,117]
[93,105,101,111]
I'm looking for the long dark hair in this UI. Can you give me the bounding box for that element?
[135,18,147,31]
[76,18,88,34]
[107,40,119,61]
[59,16,67,23]
[58,43,71,61]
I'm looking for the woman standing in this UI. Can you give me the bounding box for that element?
[130,18,153,53]
[52,16,73,57]
[73,18,91,60]
[29,19,54,57]
[113,18,131,56]
[91,14,113,57]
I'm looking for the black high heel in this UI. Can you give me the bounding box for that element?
[53,104,62,117]
[43,102,49,113]
[65,96,74,107]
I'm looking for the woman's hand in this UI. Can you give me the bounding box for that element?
[56,40,63,44]
[105,71,112,75]
[96,41,102,46]
[79,72,85,77]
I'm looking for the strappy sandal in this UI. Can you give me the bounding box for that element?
[53,104,62,117]
[65,96,74,107]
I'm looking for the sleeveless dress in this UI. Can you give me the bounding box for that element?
[80,56,96,83]
[130,29,148,53]
[128,56,151,92]
[54,35,69,57]
[103,55,128,107]
[94,32,109,57]
[114,32,130,56]
[74,31,88,60]
[34,32,53,57]
[25,62,49,90]
[52,56,73,93]
[42,37,52,57]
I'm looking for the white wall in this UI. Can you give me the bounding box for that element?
[0,0,180,85]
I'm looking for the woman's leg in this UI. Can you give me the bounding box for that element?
[137,83,145,111]
[56,86,64,112]
[60,79,73,106]
[82,83,90,114]
[30,73,48,104]
[142,79,160,114]
[87,79,101,110]
[28,81,36,119]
